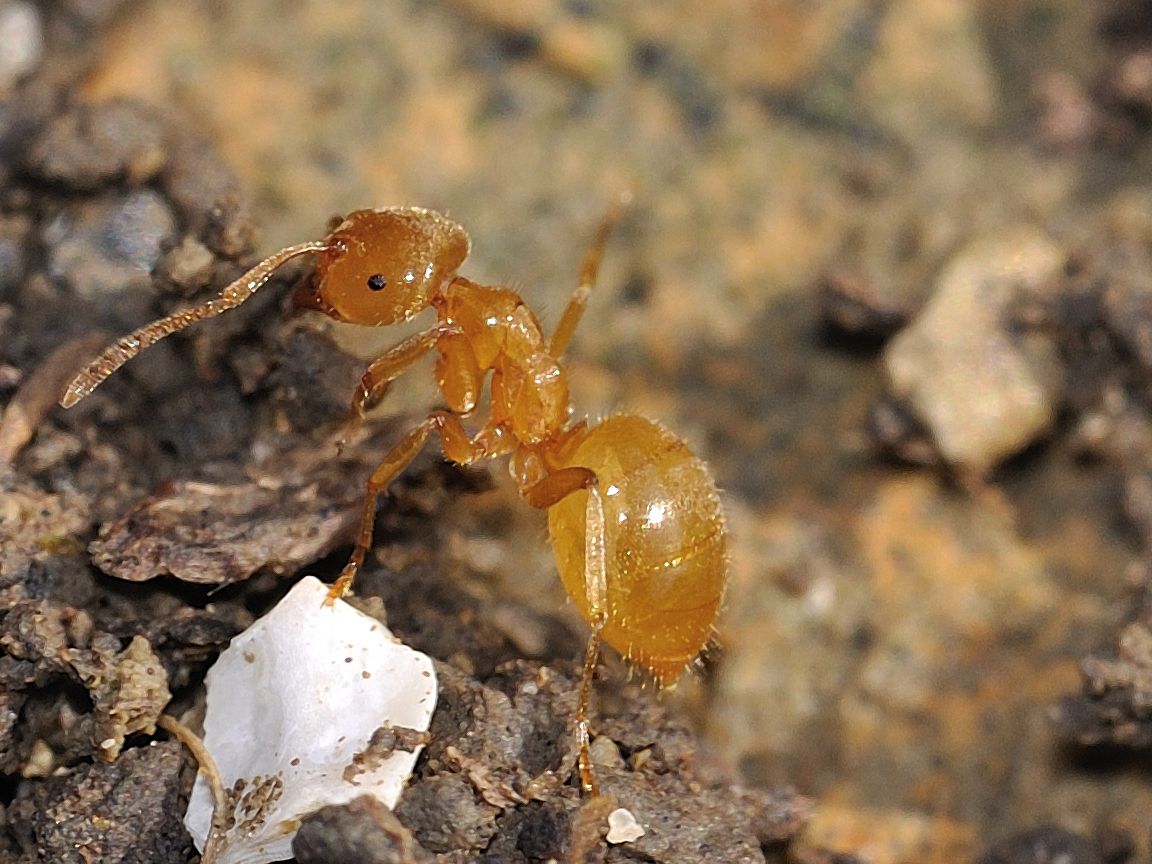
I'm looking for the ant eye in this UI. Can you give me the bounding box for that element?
[367,273,387,291]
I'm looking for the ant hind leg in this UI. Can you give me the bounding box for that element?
[523,466,607,796]
[576,478,608,795]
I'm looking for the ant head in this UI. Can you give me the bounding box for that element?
[297,207,470,325]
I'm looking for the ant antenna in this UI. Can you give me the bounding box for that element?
[59,240,331,409]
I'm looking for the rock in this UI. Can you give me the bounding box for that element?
[183,576,437,864]
[1055,614,1152,749]
[882,229,1066,474]
[293,795,434,864]
[43,190,177,300]
[0,2,43,95]
[24,100,167,189]
[7,742,191,864]
[392,775,501,854]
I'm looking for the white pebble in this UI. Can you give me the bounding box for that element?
[0,2,43,91]
[883,228,1065,473]
[184,576,437,864]
[606,807,645,844]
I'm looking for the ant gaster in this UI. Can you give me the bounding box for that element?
[60,194,728,796]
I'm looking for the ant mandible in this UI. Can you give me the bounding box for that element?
[60,193,728,796]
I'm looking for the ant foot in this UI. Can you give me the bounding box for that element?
[576,721,601,796]
[334,413,363,457]
[325,566,357,606]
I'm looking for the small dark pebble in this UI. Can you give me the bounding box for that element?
[7,742,191,864]
[1054,616,1152,749]
[393,774,502,854]
[819,271,909,341]
[475,801,570,863]
[162,135,256,258]
[514,802,569,860]
[868,396,940,466]
[978,825,1133,864]
[294,795,434,864]
[23,99,167,190]
[140,607,242,691]
[43,189,177,301]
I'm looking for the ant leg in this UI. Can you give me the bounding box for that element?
[329,411,478,602]
[338,324,456,452]
[549,190,633,357]
[577,479,608,796]
[60,240,330,408]
[521,466,596,509]
[522,467,606,795]
[331,418,435,602]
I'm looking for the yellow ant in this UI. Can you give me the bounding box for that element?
[60,194,728,795]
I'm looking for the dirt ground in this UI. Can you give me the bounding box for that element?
[4,1,1152,862]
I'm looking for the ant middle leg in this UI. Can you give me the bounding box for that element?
[329,410,476,602]
[549,190,633,357]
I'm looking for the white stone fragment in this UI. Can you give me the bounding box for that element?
[0,2,43,91]
[606,807,645,844]
[184,576,437,864]
[884,228,1065,473]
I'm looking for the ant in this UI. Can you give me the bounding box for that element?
[60,193,728,796]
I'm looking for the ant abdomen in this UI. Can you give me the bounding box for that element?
[546,414,727,684]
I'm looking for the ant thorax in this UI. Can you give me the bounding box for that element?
[433,276,570,447]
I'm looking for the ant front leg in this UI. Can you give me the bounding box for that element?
[338,324,458,452]
[329,411,477,603]
[524,467,607,796]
